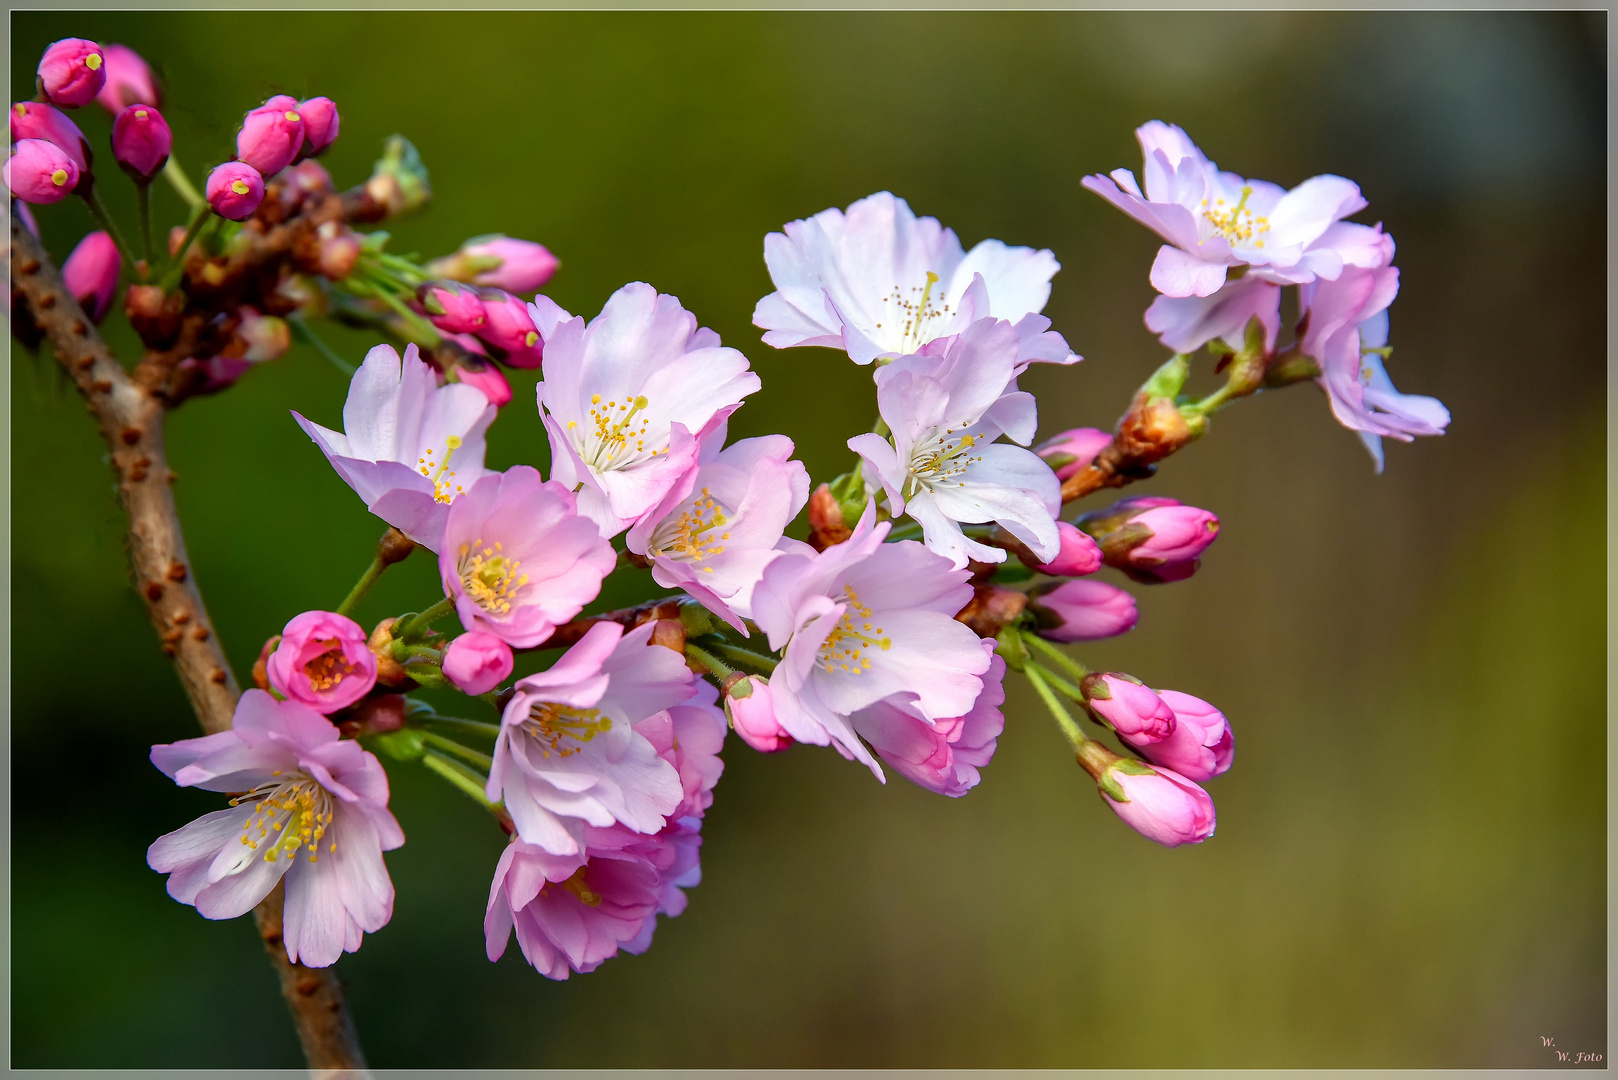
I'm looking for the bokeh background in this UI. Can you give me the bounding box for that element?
[10,11,1606,1069]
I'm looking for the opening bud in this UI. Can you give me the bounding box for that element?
[1131,689,1233,782]
[723,675,793,753]
[441,631,515,696]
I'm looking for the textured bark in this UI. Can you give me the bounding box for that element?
[9,219,368,1074]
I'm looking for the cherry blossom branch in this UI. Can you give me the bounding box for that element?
[7,219,367,1074]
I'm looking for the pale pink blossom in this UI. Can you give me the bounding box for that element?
[754,191,1077,367]
[442,631,515,696]
[535,284,760,537]
[294,342,496,551]
[440,466,615,649]
[1083,121,1384,298]
[1144,274,1281,355]
[625,433,810,631]
[488,621,689,855]
[633,678,727,821]
[266,610,377,714]
[849,318,1061,567]
[852,646,1005,797]
[750,503,991,778]
[147,690,403,967]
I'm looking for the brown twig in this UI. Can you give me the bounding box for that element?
[9,219,368,1073]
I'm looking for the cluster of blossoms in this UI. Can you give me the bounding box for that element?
[10,36,1448,984]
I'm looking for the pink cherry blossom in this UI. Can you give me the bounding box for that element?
[849,318,1060,567]
[754,190,1077,367]
[852,646,1005,797]
[440,466,615,649]
[294,342,496,551]
[442,631,515,696]
[1083,121,1383,298]
[625,433,809,631]
[535,283,760,537]
[1143,274,1281,355]
[1298,266,1449,471]
[266,610,377,714]
[750,503,991,779]
[632,678,726,821]
[488,621,688,855]
[147,690,404,967]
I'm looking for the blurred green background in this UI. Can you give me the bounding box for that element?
[10,11,1606,1069]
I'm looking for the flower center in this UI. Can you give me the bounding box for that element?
[568,393,662,472]
[817,585,891,675]
[458,538,528,616]
[417,435,465,503]
[1201,185,1270,249]
[303,638,358,695]
[231,773,335,864]
[647,486,730,570]
[522,702,612,759]
[906,425,985,496]
[873,270,952,353]
[539,865,604,905]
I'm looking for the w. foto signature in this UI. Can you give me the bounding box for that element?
[1542,1036,1602,1064]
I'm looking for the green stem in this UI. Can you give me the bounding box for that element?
[414,714,503,739]
[1024,663,1088,753]
[701,639,779,674]
[683,642,737,681]
[351,271,441,345]
[336,553,388,617]
[395,596,456,642]
[81,188,141,279]
[288,315,358,376]
[162,156,204,210]
[421,750,498,809]
[1021,631,1090,685]
[419,732,494,770]
[135,182,153,268]
[1028,659,1085,705]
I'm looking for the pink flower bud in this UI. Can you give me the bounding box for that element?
[94,44,160,112]
[1028,579,1137,642]
[462,236,558,294]
[235,95,305,177]
[1131,690,1233,782]
[474,288,544,368]
[37,39,106,108]
[112,103,171,182]
[1101,763,1216,847]
[10,102,89,172]
[451,355,512,406]
[5,139,80,204]
[1102,504,1220,584]
[1023,521,1102,577]
[295,97,339,159]
[173,355,254,397]
[1035,427,1113,480]
[442,631,514,696]
[233,307,290,362]
[205,161,264,220]
[724,676,793,753]
[61,231,120,323]
[418,280,487,334]
[266,610,377,714]
[1080,672,1174,743]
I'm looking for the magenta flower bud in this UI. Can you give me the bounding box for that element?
[205,161,264,220]
[1035,427,1113,480]
[295,97,339,159]
[1028,579,1137,642]
[451,356,512,407]
[1102,762,1216,847]
[442,631,514,696]
[37,38,106,108]
[1131,690,1233,782]
[10,102,89,172]
[5,139,80,204]
[465,236,558,294]
[235,95,305,177]
[1080,672,1174,743]
[95,44,160,113]
[724,676,793,753]
[61,231,120,323]
[1102,504,1221,584]
[266,610,377,714]
[474,288,544,368]
[112,103,171,182]
[1023,521,1102,577]
[418,280,487,334]
[233,307,290,362]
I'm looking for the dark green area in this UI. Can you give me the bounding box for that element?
[11,11,1605,1069]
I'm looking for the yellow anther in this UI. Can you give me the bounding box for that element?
[523,702,612,759]
[86,53,102,70]
[50,169,68,187]
[285,111,301,122]
[231,179,250,195]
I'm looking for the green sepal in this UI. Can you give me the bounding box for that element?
[1140,354,1191,401]
[991,562,1034,584]
[994,624,1028,673]
[365,728,426,763]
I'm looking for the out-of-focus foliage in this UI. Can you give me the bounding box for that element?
[10,11,1604,1068]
